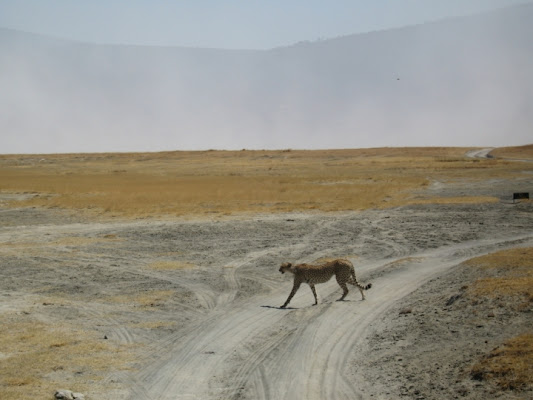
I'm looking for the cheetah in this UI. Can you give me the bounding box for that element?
[279,259,371,308]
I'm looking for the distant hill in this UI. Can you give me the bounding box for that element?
[1,4,532,153]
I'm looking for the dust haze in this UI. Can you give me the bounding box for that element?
[1,4,532,154]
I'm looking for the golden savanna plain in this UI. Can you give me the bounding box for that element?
[1,146,532,218]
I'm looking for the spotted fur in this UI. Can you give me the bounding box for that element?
[279,259,371,308]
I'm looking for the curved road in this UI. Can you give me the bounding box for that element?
[465,148,494,159]
[122,232,533,400]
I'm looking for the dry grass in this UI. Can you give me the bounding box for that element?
[490,144,533,160]
[0,236,118,258]
[0,147,528,218]
[464,247,533,299]
[408,196,500,205]
[471,333,533,391]
[127,321,176,329]
[465,248,533,391]
[0,313,134,400]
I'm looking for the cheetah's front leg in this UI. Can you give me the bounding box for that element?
[281,281,301,308]
[309,283,318,305]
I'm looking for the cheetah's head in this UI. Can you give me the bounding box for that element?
[279,262,292,274]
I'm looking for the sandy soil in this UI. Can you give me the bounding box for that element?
[1,179,533,399]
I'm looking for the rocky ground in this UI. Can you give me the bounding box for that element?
[356,257,532,399]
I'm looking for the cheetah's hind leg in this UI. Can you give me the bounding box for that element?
[336,281,349,301]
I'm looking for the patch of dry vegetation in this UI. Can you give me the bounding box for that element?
[471,333,533,391]
[464,247,533,300]
[490,144,533,160]
[407,196,500,205]
[0,313,134,400]
[465,247,533,392]
[0,236,117,258]
[0,147,529,218]
[127,321,176,330]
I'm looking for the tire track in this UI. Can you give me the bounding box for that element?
[130,233,533,400]
[121,216,373,399]
[307,234,533,400]
[137,304,280,399]
[4,206,532,399]
[207,329,294,399]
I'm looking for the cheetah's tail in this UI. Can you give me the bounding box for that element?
[350,275,372,291]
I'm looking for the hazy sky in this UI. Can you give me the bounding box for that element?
[0,0,530,49]
[1,1,532,153]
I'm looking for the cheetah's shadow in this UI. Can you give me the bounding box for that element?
[261,305,297,310]
[261,299,359,310]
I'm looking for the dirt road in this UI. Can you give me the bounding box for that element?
[129,226,533,400]
[465,148,494,159]
[2,197,532,399]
